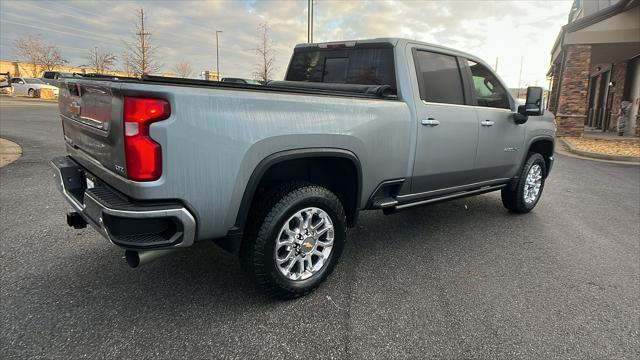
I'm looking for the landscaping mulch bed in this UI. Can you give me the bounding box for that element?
[562,137,640,158]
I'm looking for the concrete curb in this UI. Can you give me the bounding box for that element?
[0,138,22,168]
[0,94,58,103]
[558,138,640,164]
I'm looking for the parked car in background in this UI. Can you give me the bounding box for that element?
[0,81,12,95]
[0,72,12,95]
[40,71,74,86]
[221,77,262,85]
[11,77,59,97]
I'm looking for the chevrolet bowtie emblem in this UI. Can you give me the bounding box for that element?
[303,242,313,249]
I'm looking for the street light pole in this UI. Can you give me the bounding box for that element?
[307,0,313,43]
[215,30,222,80]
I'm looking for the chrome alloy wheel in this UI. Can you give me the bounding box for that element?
[524,164,542,204]
[274,207,334,281]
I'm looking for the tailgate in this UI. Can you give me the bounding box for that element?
[59,80,127,176]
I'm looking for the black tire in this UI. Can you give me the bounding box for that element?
[240,182,347,299]
[501,152,547,213]
[28,88,35,97]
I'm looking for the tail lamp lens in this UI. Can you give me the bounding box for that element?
[123,97,170,181]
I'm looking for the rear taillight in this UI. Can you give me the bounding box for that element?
[123,97,170,181]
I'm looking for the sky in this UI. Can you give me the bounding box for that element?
[0,0,573,88]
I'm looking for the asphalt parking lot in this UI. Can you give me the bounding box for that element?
[1,96,639,359]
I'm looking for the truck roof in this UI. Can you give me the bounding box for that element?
[294,37,491,69]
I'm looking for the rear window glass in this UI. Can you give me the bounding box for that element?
[286,46,397,93]
[414,50,465,105]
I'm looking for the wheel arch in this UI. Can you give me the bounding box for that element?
[234,148,363,233]
[526,136,554,174]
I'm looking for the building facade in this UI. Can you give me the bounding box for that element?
[0,60,131,78]
[547,0,640,137]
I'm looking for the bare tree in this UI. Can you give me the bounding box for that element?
[39,45,67,71]
[13,34,66,76]
[13,35,41,76]
[172,61,193,78]
[252,22,276,82]
[122,8,161,76]
[85,47,117,74]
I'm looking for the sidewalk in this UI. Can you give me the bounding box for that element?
[0,138,22,167]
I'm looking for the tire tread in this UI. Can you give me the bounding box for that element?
[240,182,346,299]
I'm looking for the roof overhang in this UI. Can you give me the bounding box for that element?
[550,0,640,64]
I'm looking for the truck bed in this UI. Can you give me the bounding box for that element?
[76,74,397,99]
[57,76,412,241]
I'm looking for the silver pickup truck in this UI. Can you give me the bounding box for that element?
[51,38,555,298]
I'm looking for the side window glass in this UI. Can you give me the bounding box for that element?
[44,72,53,79]
[467,60,510,109]
[414,50,464,105]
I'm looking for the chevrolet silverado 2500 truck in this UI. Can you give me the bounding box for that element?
[51,38,555,298]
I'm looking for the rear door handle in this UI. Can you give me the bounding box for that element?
[481,120,495,126]
[421,118,440,126]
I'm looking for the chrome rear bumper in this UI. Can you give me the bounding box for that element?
[51,156,196,249]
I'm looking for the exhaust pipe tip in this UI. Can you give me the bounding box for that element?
[125,250,141,268]
[125,249,177,268]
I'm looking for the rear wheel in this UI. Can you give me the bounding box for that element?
[28,88,35,97]
[501,152,546,213]
[240,183,347,298]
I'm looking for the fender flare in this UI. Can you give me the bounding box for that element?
[526,135,555,152]
[233,148,363,232]
[520,136,554,162]
[521,135,555,178]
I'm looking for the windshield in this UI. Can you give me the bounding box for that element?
[286,44,397,94]
[24,78,45,84]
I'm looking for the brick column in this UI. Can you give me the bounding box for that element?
[555,45,591,137]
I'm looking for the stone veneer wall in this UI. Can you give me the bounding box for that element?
[555,45,591,137]
[607,62,629,132]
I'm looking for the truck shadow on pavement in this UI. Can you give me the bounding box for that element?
[5,191,550,359]
[42,192,546,311]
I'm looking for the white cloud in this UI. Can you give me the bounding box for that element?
[0,0,572,87]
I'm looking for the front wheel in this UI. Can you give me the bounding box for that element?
[240,183,347,298]
[501,152,547,213]
[28,88,35,97]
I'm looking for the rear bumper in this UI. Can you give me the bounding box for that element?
[51,156,196,249]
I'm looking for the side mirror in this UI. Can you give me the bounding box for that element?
[515,86,544,124]
[522,86,544,116]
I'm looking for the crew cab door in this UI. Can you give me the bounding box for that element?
[463,60,525,180]
[409,49,480,193]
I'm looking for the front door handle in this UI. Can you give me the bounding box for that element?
[421,118,440,126]
[481,120,495,126]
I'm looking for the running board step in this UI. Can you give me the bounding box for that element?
[394,184,506,211]
[371,197,398,209]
